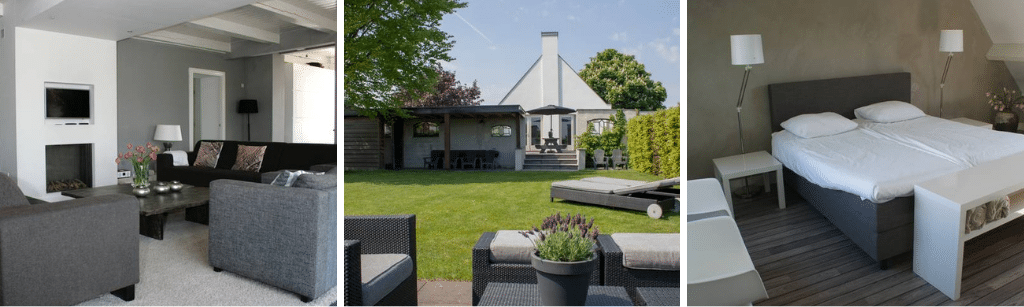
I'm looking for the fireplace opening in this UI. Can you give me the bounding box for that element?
[45,144,93,193]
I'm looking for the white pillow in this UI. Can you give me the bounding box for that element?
[781,112,858,138]
[854,100,926,123]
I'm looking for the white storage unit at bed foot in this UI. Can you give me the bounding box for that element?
[688,215,768,305]
[914,152,1024,300]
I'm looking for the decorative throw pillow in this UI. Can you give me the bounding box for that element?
[231,145,268,172]
[270,170,325,187]
[192,142,223,168]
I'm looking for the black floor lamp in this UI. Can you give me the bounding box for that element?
[238,99,258,141]
[731,34,765,199]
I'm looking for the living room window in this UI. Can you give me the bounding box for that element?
[414,122,440,137]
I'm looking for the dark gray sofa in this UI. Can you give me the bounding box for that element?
[208,172,337,303]
[0,173,139,305]
[157,140,337,187]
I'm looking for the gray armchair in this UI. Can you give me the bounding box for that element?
[0,173,139,305]
[208,173,337,303]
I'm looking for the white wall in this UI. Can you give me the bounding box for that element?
[14,27,117,200]
[291,63,336,143]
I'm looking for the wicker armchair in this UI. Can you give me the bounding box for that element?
[472,231,602,305]
[598,234,680,305]
[344,214,417,306]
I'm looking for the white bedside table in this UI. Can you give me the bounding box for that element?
[712,151,785,212]
[950,117,992,129]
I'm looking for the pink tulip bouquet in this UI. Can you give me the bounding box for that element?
[116,142,160,187]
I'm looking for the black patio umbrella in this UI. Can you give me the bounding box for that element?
[526,105,576,138]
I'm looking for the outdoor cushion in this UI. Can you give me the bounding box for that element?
[361,253,413,306]
[579,177,647,187]
[550,180,623,194]
[611,177,681,195]
[611,233,680,271]
[489,230,537,264]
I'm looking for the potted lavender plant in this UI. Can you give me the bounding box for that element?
[521,212,600,306]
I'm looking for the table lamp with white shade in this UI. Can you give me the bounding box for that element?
[731,34,765,198]
[154,124,182,151]
[939,29,963,118]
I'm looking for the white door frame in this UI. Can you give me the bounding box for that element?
[188,68,226,146]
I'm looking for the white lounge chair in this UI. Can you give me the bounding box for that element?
[688,216,768,305]
[687,178,733,220]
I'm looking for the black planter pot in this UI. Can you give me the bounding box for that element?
[531,253,597,306]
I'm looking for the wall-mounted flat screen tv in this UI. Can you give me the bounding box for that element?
[44,82,92,120]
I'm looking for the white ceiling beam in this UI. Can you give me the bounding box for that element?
[252,0,336,33]
[188,17,280,44]
[137,30,231,53]
[988,44,1024,62]
[0,3,5,17]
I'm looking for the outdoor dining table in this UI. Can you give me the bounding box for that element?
[429,150,499,169]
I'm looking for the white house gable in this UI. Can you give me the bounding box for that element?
[499,32,609,110]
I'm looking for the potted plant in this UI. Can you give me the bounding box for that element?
[987,87,1024,132]
[116,142,160,194]
[521,212,600,306]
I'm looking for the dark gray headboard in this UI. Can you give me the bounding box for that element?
[767,72,911,132]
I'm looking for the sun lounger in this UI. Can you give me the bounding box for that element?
[550,177,680,218]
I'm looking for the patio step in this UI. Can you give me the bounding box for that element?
[523,153,579,171]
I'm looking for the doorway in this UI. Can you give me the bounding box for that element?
[188,68,226,145]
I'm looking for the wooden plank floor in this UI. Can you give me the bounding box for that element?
[734,189,1024,305]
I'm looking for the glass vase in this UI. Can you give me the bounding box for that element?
[132,161,150,188]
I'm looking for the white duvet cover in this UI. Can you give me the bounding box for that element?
[772,128,966,203]
[857,116,1024,167]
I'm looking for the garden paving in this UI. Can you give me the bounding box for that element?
[418,280,471,306]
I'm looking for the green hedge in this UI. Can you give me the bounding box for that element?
[627,106,680,178]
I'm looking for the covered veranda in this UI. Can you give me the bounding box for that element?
[397,105,525,170]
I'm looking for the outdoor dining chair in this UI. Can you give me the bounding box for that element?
[462,152,480,169]
[423,156,440,169]
[479,151,498,169]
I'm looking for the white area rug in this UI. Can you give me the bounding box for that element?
[78,212,337,306]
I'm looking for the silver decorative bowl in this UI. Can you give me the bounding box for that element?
[153,182,171,194]
[169,180,184,192]
[132,187,151,197]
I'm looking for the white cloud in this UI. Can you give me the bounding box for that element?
[439,60,458,72]
[455,13,494,45]
[673,28,680,36]
[542,10,550,17]
[568,15,577,21]
[610,31,628,42]
[648,37,679,63]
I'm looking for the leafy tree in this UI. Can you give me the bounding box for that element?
[344,0,467,121]
[397,65,483,107]
[577,109,628,167]
[578,49,667,111]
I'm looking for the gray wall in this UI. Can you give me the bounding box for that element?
[687,0,1019,179]
[117,38,247,169]
[244,55,275,142]
[403,118,520,169]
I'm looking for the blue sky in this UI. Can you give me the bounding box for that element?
[438,0,681,107]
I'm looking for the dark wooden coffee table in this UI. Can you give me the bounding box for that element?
[62,184,210,240]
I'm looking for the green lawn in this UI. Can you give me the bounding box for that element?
[343,169,681,281]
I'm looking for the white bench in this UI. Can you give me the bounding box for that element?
[687,178,733,221]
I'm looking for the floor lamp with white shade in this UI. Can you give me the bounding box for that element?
[939,29,962,118]
[731,34,765,198]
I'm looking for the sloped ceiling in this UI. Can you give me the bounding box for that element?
[973,0,1024,92]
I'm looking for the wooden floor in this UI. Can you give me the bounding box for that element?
[735,189,1024,305]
